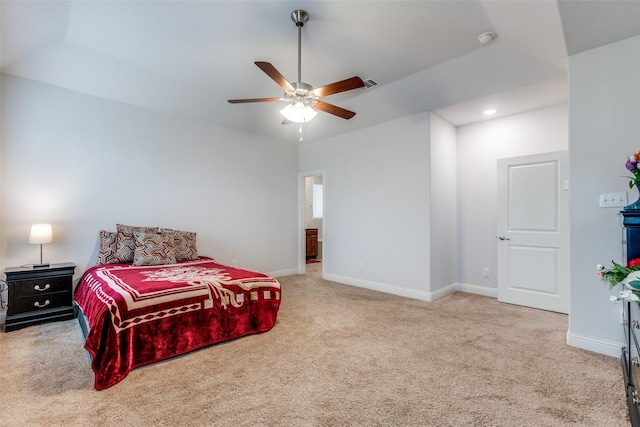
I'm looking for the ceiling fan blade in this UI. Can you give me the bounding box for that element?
[313,101,357,120]
[312,76,365,98]
[228,97,284,104]
[255,61,295,92]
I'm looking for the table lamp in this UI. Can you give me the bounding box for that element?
[29,223,53,268]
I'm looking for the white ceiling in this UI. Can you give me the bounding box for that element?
[2,1,639,143]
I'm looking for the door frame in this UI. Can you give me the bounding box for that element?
[298,170,325,275]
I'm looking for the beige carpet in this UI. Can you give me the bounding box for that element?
[0,265,629,426]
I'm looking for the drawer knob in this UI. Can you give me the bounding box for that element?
[34,300,50,308]
[34,284,51,292]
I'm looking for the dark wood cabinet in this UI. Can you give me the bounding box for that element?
[4,262,76,332]
[622,210,640,426]
[623,300,640,426]
[624,211,640,261]
[306,228,318,258]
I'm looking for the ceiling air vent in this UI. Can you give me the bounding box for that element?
[363,78,380,89]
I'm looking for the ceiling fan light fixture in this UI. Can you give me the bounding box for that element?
[280,101,317,123]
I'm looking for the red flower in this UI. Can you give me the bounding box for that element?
[628,258,640,268]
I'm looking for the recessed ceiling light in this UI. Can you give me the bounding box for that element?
[483,109,497,115]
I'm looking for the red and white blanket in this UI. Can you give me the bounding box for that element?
[74,257,281,390]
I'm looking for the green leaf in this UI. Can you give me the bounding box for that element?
[613,262,630,273]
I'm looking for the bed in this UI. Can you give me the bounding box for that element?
[73,225,281,390]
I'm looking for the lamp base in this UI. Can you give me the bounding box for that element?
[33,263,50,269]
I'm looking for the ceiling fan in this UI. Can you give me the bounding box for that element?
[228,9,365,126]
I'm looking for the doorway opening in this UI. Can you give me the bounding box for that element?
[300,172,324,275]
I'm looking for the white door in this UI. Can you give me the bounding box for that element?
[497,151,569,314]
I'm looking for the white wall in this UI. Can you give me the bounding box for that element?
[0,75,299,288]
[299,112,432,299]
[567,35,640,356]
[456,104,569,292]
[429,113,457,292]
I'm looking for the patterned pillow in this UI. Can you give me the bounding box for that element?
[159,228,199,260]
[132,232,177,266]
[96,230,118,265]
[115,224,159,263]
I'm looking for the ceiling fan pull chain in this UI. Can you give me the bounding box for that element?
[299,124,304,143]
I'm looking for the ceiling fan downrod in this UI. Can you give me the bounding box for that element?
[291,9,309,85]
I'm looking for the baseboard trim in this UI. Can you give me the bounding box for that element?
[323,273,434,301]
[270,268,299,278]
[566,329,623,358]
[321,276,494,303]
[430,283,459,301]
[456,282,499,298]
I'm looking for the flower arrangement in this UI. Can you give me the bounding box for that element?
[597,259,640,288]
[626,151,640,188]
[597,259,640,302]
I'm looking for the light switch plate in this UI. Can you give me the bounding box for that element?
[599,192,628,208]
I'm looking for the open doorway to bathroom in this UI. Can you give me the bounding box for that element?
[302,174,323,275]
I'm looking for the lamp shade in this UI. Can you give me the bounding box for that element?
[280,101,318,123]
[29,224,53,244]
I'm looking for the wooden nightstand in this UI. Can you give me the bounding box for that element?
[4,263,76,332]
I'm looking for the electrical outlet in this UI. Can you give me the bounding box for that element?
[359,262,365,271]
[483,268,490,278]
[232,259,238,267]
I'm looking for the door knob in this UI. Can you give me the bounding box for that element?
[497,235,510,240]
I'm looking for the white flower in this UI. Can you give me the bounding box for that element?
[610,289,640,303]
[619,290,640,301]
[597,264,605,270]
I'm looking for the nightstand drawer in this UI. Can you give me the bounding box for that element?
[11,291,71,314]
[12,275,72,298]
